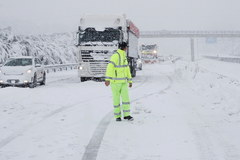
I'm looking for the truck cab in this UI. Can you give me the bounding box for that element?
[76,15,139,82]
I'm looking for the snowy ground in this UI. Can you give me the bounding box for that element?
[0,58,240,160]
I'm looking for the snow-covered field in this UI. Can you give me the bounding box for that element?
[0,58,240,160]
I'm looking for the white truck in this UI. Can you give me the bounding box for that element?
[76,15,139,82]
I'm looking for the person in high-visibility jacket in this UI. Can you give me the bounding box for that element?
[105,42,134,121]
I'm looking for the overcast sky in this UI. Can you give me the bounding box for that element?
[0,0,240,35]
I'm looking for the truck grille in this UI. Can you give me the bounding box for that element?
[80,49,113,76]
[90,61,108,76]
[81,50,111,61]
[81,50,93,61]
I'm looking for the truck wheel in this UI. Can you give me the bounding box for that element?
[132,68,136,77]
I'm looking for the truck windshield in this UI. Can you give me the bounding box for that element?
[142,45,156,51]
[4,58,32,66]
[80,28,120,42]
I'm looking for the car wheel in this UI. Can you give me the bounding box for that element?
[40,73,46,85]
[29,74,37,88]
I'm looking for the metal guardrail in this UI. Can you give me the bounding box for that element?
[140,30,240,38]
[203,56,240,64]
[0,63,78,73]
[44,63,78,73]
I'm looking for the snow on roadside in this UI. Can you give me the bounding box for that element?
[172,59,240,159]
[197,58,240,82]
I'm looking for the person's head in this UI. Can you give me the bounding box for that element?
[118,42,128,51]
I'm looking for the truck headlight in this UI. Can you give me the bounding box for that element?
[79,66,83,70]
[27,69,32,74]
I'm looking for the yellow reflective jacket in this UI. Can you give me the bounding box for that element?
[105,49,132,83]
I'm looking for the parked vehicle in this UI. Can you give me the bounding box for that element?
[76,14,140,82]
[0,56,46,88]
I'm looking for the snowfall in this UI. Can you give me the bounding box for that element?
[0,57,240,160]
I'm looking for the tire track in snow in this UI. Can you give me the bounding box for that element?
[0,71,87,149]
[81,71,173,160]
[0,94,107,149]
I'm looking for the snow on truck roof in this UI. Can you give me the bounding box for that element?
[80,15,127,31]
[79,15,140,37]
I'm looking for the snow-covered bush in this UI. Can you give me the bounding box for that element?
[0,27,77,65]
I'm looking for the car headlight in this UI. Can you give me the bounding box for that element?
[27,69,32,74]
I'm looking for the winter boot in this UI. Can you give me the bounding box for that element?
[116,117,122,121]
[124,115,134,121]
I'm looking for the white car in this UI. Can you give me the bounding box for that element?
[0,57,46,88]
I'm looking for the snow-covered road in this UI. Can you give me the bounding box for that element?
[0,59,240,160]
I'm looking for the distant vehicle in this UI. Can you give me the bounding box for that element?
[76,14,140,82]
[140,44,158,63]
[158,56,165,62]
[0,57,46,88]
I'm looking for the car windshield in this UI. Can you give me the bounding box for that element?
[4,58,32,66]
[79,28,121,42]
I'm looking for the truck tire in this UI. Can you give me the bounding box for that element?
[132,68,136,77]
[130,65,136,77]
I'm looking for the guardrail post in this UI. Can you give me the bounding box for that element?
[190,38,195,62]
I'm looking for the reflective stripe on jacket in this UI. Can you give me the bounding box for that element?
[105,49,132,83]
